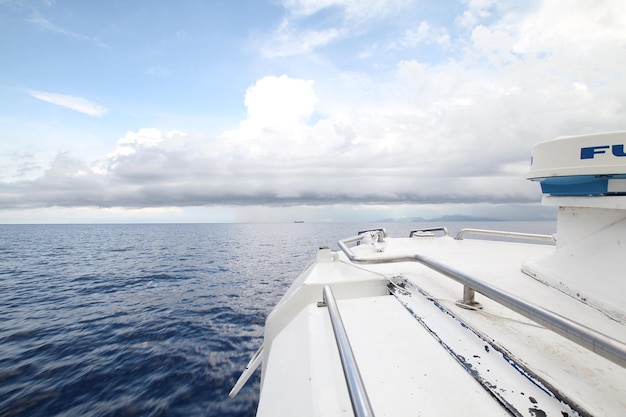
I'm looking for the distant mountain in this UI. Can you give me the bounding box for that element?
[377,214,501,222]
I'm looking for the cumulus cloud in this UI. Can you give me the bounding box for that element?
[30,91,107,116]
[3,73,541,211]
[244,75,318,126]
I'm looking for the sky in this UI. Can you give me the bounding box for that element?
[1,0,625,223]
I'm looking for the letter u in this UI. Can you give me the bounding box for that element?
[612,144,626,157]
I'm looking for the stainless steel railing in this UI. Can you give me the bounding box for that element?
[456,228,555,242]
[410,227,449,237]
[321,285,375,417]
[337,235,626,369]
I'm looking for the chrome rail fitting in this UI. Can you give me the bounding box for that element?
[321,285,375,417]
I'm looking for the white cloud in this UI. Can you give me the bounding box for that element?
[280,0,410,21]
[29,90,107,116]
[280,0,343,17]
[512,0,626,55]
[244,75,318,126]
[397,60,426,79]
[28,14,109,48]
[455,0,498,28]
[10,71,540,212]
[261,22,344,57]
[95,128,188,176]
[471,24,516,65]
[403,21,451,47]
[217,75,322,160]
[262,0,411,57]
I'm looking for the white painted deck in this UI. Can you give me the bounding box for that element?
[256,232,626,416]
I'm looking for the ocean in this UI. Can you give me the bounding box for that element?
[0,221,556,417]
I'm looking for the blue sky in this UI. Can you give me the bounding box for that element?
[1,0,625,223]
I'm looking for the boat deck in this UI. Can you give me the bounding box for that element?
[255,232,626,417]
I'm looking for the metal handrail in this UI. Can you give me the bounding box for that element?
[410,226,449,237]
[337,236,626,369]
[322,285,375,417]
[456,228,555,242]
[358,228,388,238]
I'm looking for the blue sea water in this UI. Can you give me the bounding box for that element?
[0,221,555,417]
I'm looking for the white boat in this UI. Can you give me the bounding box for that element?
[231,132,626,416]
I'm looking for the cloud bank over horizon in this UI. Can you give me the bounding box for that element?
[2,0,625,222]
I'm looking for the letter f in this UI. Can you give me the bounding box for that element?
[581,146,610,159]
